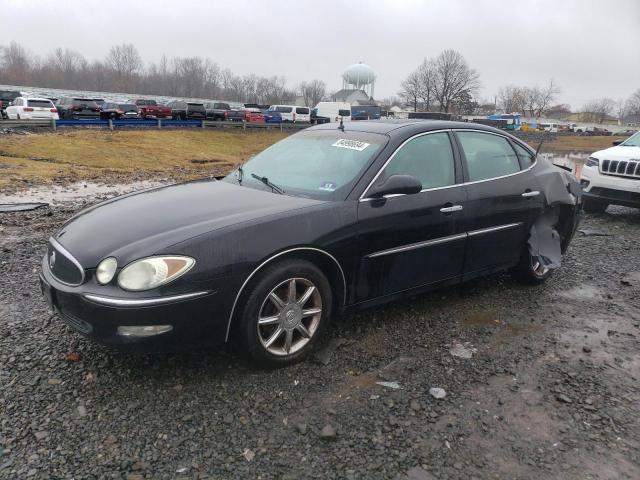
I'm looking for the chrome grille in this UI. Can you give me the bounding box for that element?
[48,238,85,286]
[600,159,640,179]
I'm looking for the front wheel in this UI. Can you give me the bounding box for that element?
[237,259,332,367]
[511,250,553,285]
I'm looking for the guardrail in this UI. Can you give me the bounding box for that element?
[0,118,312,132]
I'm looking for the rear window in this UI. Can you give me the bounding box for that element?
[187,102,204,107]
[215,103,230,110]
[27,100,53,108]
[338,109,351,116]
[276,106,292,113]
[72,99,98,108]
[120,104,137,112]
[296,107,309,114]
[137,100,157,106]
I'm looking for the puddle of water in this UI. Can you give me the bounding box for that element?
[0,180,167,205]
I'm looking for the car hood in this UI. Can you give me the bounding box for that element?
[592,145,640,160]
[55,180,325,267]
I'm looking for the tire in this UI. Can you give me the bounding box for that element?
[511,249,553,285]
[236,259,332,368]
[582,199,608,214]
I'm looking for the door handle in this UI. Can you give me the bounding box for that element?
[440,205,463,213]
[521,190,540,198]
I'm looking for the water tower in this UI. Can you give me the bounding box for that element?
[342,62,376,99]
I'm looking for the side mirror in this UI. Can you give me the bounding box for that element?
[367,174,422,199]
[612,140,623,146]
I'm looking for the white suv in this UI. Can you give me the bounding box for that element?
[581,132,640,213]
[5,97,59,120]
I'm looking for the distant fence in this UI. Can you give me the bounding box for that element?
[0,118,312,132]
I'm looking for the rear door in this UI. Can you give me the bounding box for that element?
[355,131,467,301]
[454,130,544,277]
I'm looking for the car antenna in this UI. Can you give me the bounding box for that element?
[535,138,545,157]
[338,117,344,132]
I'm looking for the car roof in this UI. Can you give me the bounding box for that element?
[309,119,509,137]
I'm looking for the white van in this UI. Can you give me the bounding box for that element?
[267,105,310,123]
[539,123,558,133]
[314,102,352,122]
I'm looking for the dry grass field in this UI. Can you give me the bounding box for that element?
[0,129,287,192]
[535,135,625,153]
[0,128,628,193]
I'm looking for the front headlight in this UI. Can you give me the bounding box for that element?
[117,256,195,291]
[586,157,599,167]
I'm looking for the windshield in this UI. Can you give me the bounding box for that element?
[224,130,387,200]
[621,131,640,147]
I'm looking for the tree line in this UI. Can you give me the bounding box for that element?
[0,41,327,106]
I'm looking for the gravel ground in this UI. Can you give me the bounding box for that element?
[1,203,639,479]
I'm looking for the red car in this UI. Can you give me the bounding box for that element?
[244,109,265,123]
[132,99,172,119]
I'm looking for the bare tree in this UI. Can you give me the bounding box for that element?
[432,49,480,112]
[0,41,31,84]
[533,79,560,117]
[417,58,436,111]
[105,44,142,91]
[398,70,421,111]
[299,79,326,107]
[582,98,615,124]
[497,85,527,114]
[624,89,640,121]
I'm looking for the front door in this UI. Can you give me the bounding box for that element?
[454,130,545,276]
[355,131,467,301]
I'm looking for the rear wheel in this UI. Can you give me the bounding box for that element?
[583,199,608,214]
[237,259,332,368]
[511,250,553,285]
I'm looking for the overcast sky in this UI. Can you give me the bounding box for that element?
[1,0,638,108]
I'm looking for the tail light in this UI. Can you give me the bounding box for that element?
[72,106,81,111]
[224,111,229,119]
[50,108,57,113]
[24,107,34,112]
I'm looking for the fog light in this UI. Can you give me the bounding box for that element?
[116,325,173,337]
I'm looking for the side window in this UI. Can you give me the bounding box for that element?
[511,141,536,167]
[457,131,520,182]
[381,132,456,190]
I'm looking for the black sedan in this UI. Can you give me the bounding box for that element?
[40,121,582,366]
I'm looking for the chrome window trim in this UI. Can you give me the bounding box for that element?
[467,222,523,237]
[366,233,467,259]
[84,291,210,307]
[359,128,538,202]
[49,237,85,286]
[224,247,347,342]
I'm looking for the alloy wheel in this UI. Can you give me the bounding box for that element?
[257,277,322,356]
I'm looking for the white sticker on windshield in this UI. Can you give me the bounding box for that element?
[332,139,370,151]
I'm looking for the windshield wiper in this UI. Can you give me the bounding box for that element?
[251,173,284,194]
[237,165,244,184]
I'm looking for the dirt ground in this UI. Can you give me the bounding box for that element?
[0,195,638,479]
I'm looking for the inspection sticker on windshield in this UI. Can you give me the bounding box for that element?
[332,139,370,151]
[319,181,336,192]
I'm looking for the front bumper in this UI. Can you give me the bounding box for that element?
[40,256,228,352]
[581,165,640,207]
